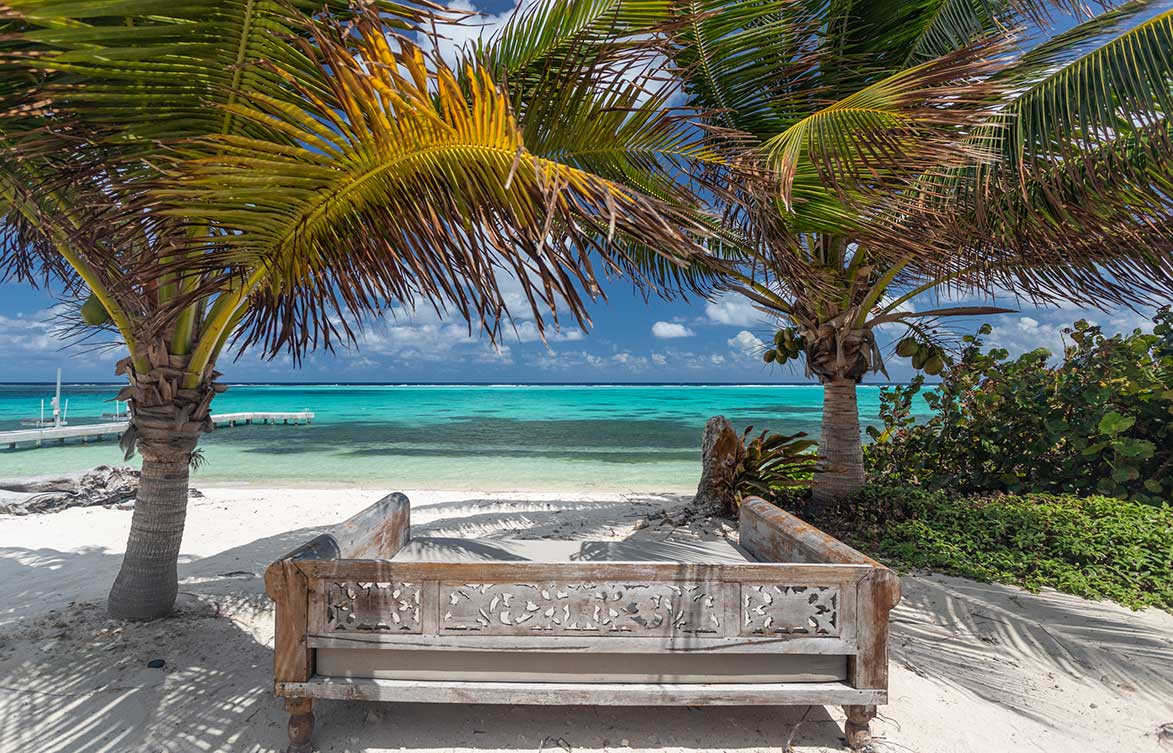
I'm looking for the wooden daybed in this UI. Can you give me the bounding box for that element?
[265,493,901,752]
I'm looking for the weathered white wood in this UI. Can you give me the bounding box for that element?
[849,568,901,690]
[314,647,848,684]
[298,560,871,585]
[321,581,422,633]
[740,584,841,637]
[278,677,886,706]
[739,497,884,567]
[305,632,857,654]
[270,491,899,749]
[330,493,410,559]
[438,581,725,637]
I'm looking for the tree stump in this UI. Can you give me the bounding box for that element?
[692,416,743,517]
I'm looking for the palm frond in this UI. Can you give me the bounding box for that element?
[159,13,721,359]
[969,120,1173,305]
[665,0,822,140]
[819,0,1090,72]
[1000,5,1173,166]
[479,0,669,79]
[760,39,1008,211]
[0,0,444,146]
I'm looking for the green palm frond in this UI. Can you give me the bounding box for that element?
[160,14,720,358]
[904,0,1003,62]
[820,0,1088,72]
[666,0,821,139]
[480,0,670,79]
[1001,5,1173,165]
[466,0,738,295]
[1,0,442,146]
[761,40,1006,211]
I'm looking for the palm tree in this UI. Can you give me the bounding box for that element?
[0,2,721,620]
[642,0,1173,508]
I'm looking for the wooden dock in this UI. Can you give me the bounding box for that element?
[0,411,314,449]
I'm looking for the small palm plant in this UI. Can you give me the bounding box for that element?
[731,427,820,511]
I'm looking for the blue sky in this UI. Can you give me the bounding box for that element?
[0,1,1164,384]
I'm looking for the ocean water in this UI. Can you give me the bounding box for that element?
[0,384,927,490]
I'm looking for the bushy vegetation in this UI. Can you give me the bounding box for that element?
[866,308,1173,505]
[787,485,1173,611]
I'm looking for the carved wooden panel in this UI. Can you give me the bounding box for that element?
[741,585,839,636]
[325,581,422,633]
[439,582,723,636]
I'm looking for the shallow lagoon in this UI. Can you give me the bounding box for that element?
[0,384,928,489]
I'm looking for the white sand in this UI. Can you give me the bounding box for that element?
[1,487,1171,753]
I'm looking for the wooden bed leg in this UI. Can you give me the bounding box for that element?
[843,704,875,751]
[285,697,314,753]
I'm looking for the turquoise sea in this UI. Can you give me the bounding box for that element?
[0,384,927,490]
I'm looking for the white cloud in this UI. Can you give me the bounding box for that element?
[421,1,528,67]
[0,308,63,356]
[651,321,694,339]
[983,305,1160,358]
[727,330,765,358]
[508,320,584,343]
[704,296,764,327]
[650,352,668,367]
[531,348,607,371]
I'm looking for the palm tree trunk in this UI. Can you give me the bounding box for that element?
[810,377,865,514]
[106,434,197,621]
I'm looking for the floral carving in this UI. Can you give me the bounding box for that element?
[741,585,839,636]
[440,582,722,636]
[325,581,421,632]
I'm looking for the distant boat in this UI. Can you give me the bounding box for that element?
[19,368,69,428]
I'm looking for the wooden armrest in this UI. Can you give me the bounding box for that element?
[739,497,900,609]
[738,497,902,692]
[739,496,878,566]
[263,492,411,688]
[268,491,411,569]
[331,491,411,559]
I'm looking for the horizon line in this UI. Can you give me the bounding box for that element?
[0,380,930,387]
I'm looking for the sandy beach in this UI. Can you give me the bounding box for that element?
[1,486,1171,753]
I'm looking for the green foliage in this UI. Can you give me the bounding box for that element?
[732,427,819,507]
[866,307,1173,505]
[797,485,1173,611]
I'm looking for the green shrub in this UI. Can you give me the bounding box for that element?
[794,485,1173,611]
[865,307,1173,504]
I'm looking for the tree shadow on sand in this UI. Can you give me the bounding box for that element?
[890,574,1173,729]
[0,496,852,753]
[8,494,1171,752]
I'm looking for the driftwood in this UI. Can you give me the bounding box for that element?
[0,465,140,515]
[692,416,742,516]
